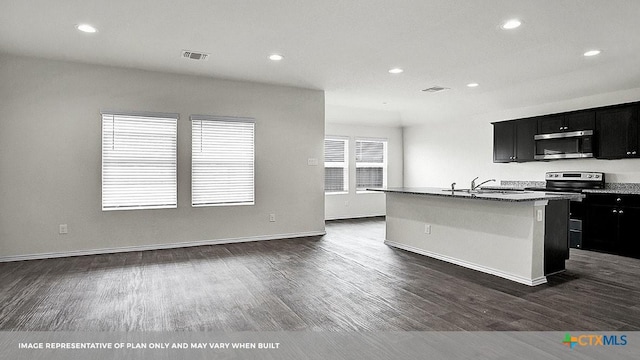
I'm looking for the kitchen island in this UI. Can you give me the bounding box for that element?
[369,187,582,286]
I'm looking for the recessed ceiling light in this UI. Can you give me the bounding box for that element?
[501,19,521,30]
[76,24,97,33]
[467,83,479,88]
[388,68,403,74]
[583,50,601,57]
[269,54,284,61]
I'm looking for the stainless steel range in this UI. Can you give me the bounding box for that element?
[526,171,605,250]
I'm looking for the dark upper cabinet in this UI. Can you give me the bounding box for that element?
[493,100,640,162]
[515,118,537,162]
[565,111,595,131]
[493,118,536,163]
[595,105,639,159]
[493,121,515,162]
[537,111,595,134]
[538,115,565,134]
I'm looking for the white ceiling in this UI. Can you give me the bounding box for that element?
[1,0,639,126]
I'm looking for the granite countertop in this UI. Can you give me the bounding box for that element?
[368,187,583,202]
[582,189,640,195]
[501,180,640,196]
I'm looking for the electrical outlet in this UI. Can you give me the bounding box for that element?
[537,209,543,222]
[344,200,349,207]
[307,158,318,166]
[59,224,68,235]
[424,224,432,234]
[269,213,276,222]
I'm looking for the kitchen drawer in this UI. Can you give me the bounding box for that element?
[584,193,640,207]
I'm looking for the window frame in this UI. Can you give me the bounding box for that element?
[324,136,349,195]
[355,138,388,194]
[101,110,178,211]
[190,114,255,207]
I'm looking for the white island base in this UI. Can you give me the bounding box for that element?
[384,192,564,286]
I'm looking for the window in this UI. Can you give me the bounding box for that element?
[356,139,387,191]
[101,112,178,211]
[324,137,348,193]
[191,115,255,206]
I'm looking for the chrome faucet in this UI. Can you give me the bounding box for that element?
[451,182,456,191]
[471,177,496,191]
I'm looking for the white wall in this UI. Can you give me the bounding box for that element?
[324,123,403,220]
[0,54,325,259]
[404,87,640,187]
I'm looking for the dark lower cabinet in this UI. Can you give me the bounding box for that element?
[582,194,640,258]
[583,203,621,253]
[618,206,640,258]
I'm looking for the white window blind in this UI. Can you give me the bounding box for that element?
[101,112,178,211]
[356,139,387,191]
[324,137,348,193]
[191,115,255,206]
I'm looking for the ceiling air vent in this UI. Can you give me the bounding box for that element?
[421,86,450,93]
[181,50,209,61]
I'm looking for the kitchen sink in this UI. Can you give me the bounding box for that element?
[475,189,531,194]
[442,189,530,195]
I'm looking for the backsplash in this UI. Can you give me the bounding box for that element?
[500,180,545,189]
[602,182,640,193]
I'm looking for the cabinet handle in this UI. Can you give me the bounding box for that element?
[619,210,624,214]
[627,152,631,155]
[559,127,563,130]
[613,209,618,213]
[616,198,622,202]
[633,151,637,155]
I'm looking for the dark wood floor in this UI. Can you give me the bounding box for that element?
[1,217,640,331]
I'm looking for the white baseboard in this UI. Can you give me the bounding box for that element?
[384,240,547,287]
[0,231,326,263]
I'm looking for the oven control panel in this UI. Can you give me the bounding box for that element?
[545,171,604,181]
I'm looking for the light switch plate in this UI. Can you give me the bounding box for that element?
[307,158,318,166]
